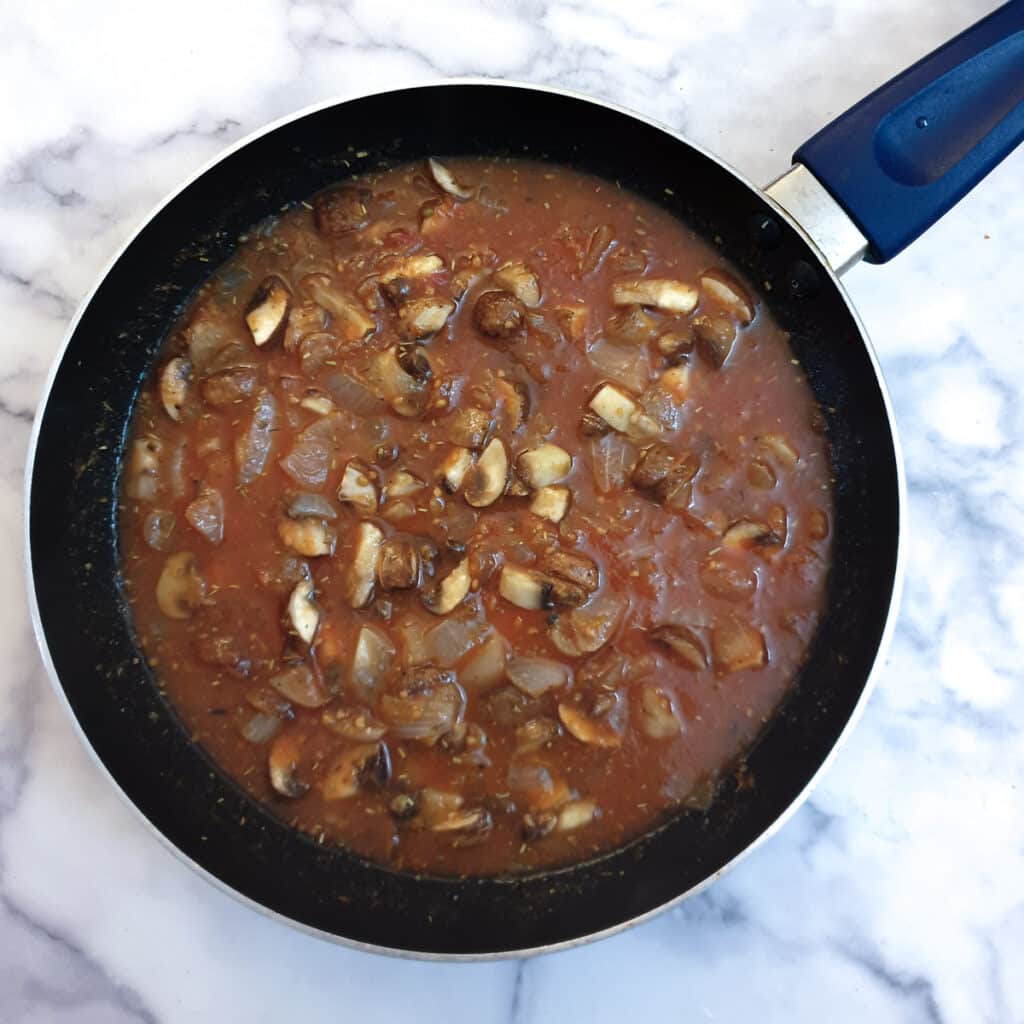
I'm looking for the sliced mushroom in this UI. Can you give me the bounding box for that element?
[348,522,383,609]
[268,663,330,708]
[607,305,659,346]
[493,260,541,307]
[321,742,391,801]
[464,438,508,508]
[711,619,767,674]
[632,443,677,490]
[699,554,758,602]
[201,366,258,407]
[160,357,190,421]
[515,717,560,754]
[530,485,570,523]
[555,305,587,343]
[549,593,626,657]
[693,314,737,368]
[322,706,388,741]
[807,508,830,540]
[747,458,777,490]
[516,443,572,488]
[268,732,308,798]
[380,253,445,282]
[499,564,550,611]
[338,458,378,515]
[427,157,474,200]
[557,799,598,832]
[700,269,755,325]
[379,672,464,744]
[588,383,661,437]
[125,437,162,501]
[611,278,698,314]
[278,517,336,557]
[558,702,623,749]
[579,410,611,438]
[245,275,291,347]
[156,552,205,619]
[658,364,691,403]
[287,578,319,645]
[538,549,599,593]
[397,297,455,341]
[522,810,558,841]
[377,538,420,590]
[473,290,525,340]
[638,684,682,738]
[657,328,694,361]
[423,558,470,615]
[447,407,492,450]
[431,806,493,837]
[495,378,529,434]
[650,624,707,670]
[385,469,426,499]
[312,185,371,236]
[439,446,474,493]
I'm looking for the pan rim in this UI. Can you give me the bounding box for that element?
[22,75,907,961]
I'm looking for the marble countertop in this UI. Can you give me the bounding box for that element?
[3,0,1022,1020]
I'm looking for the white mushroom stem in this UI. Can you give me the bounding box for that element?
[557,800,598,832]
[493,261,541,307]
[530,485,571,523]
[278,518,335,557]
[348,522,383,608]
[245,275,291,346]
[700,269,755,325]
[611,278,698,314]
[425,559,471,615]
[385,469,426,499]
[380,253,445,282]
[428,157,474,200]
[589,383,661,437]
[287,579,319,645]
[499,564,549,611]
[517,443,572,488]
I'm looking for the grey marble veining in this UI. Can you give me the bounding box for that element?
[2,1,1022,1020]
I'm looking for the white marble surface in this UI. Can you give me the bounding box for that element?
[2,0,1022,1019]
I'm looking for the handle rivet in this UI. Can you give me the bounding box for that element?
[788,260,821,299]
[749,213,782,249]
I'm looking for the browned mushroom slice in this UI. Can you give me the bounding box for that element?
[268,664,330,708]
[447,407,493,450]
[338,458,378,515]
[538,549,599,593]
[439,446,474,493]
[495,378,529,434]
[657,328,694,361]
[201,366,258,407]
[473,290,525,340]
[530,485,571,524]
[516,443,572,488]
[268,732,308,797]
[348,522,383,609]
[632,443,677,490]
[427,158,474,200]
[156,552,205,619]
[287,578,319,645]
[722,519,779,552]
[700,268,755,325]
[160,357,190,421]
[493,260,541,307]
[377,538,420,591]
[321,742,391,800]
[558,702,623,749]
[379,253,445,283]
[807,508,830,540]
[650,624,707,670]
[284,301,329,354]
[693,314,737,368]
[638,684,683,738]
[431,806,493,841]
[278,517,336,557]
[611,278,698,314]
[557,799,598,832]
[549,593,626,657]
[555,305,587,343]
[607,305,660,345]
[711,619,767,674]
[757,433,799,468]
[385,469,425,500]
[397,297,455,341]
[464,438,508,508]
[579,410,611,438]
[312,185,371,236]
[304,277,376,342]
[322,706,388,741]
[515,717,560,754]
[423,558,471,615]
[245,275,291,347]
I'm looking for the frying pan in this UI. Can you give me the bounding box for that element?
[26,2,1024,957]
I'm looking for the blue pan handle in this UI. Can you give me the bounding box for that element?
[793,1,1024,263]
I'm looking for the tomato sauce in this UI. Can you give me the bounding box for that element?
[119,158,832,875]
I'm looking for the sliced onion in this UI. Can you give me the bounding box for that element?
[550,593,627,657]
[380,683,463,742]
[507,759,553,794]
[268,663,330,708]
[185,486,224,544]
[396,615,434,668]
[287,492,338,520]
[352,626,396,696]
[589,434,638,494]
[587,337,651,392]
[280,438,331,488]
[507,657,573,697]
[236,391,276,486]
[241,712,282,744]
[142,509,175,550]
[323,371,386,416]
[459,632,509,691]
[640,385,680,430]
[427,618,489,667]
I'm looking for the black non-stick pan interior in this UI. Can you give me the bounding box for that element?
[29,84,899,955]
